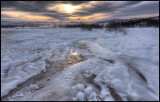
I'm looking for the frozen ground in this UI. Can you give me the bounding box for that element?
[1,27,159,101]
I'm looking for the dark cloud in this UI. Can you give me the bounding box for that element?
[2,1,51,12]
[117,1,142,7]
[114,1,159,18]
[1,1,159,22]
[71,1,142,17]
[45,13,71,21]
[57,1,90,5]
[73,2,114,16]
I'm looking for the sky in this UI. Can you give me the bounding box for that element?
[1,1,159,22]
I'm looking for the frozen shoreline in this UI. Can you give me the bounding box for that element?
[1,27,159,101]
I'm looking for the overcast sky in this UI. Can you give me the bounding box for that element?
[1,1,159,22]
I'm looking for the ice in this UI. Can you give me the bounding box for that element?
[1,27,159,101]
[87,41,115,60]
[76,92,85,101]
[72,84,85,92]
[84,85,93,96]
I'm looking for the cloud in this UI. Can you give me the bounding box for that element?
[114,1,159,18]
[1,10,58,22]
[1,1,159,22]
[1,1,89,12]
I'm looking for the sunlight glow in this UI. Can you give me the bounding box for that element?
[64,5,74,13]
[47,4,80,14]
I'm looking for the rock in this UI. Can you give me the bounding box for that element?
[77,43,87,49]
[62,54,83,65]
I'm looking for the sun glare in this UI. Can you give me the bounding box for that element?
[47,4,80,14]
[64,5,74,13]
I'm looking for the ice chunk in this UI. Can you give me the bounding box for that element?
[84,85,93,96]
[76,92,85,101]
[73,84,85,92]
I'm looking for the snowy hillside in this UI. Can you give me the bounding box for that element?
[1,27,159,101]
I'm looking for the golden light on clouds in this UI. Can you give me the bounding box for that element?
[1,11,59,22]
[1,2,114,22]
[47,4,80,14]
[1,1,159,22]
[68,13,112,22]
[1,9,111,22]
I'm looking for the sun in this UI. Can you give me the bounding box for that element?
[64,5,75,13]
[47,4,80,14]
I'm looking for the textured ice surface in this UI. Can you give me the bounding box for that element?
[1,27,159,101]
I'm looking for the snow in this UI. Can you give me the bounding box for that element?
[1,27,159,101]
[76,92,85,101]
[87,41,116,59]
[84,85,93,95]
[72,84,85,92]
